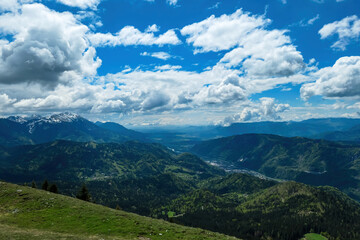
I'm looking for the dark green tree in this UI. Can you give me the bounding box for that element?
[49,184,58,193]
[42,179,49,191]
[76,184,91,202]
[31,180,37,189]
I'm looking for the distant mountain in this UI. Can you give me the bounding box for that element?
[95,121,147,140]
[135,118,360,151]
[0,118,33,146]
[156,181,360,240]
[0,113,145,146]
[191,134,360,201]
[212,118,360,139]
[314,123,360,143]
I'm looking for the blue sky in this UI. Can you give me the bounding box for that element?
[0,0,360,126]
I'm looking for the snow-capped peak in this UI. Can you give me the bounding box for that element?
[6,113,83,134]
[46,112,81,123]
[7,116,27,124]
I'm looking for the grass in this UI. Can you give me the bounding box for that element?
[302,233,328,240]
[0,181,239,240]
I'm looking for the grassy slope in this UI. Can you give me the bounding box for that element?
[0,182,238,240]
[302,233,328,240]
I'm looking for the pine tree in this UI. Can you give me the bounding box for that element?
[49,184,58,193]
[42,179,49,191]
[76,184,91,202]
[31,180,37,189]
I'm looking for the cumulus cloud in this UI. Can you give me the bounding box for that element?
[0,2,307,122]
[319,15,360,50]
[56,0,101,10]
[219,30,304,78]
[192,75,247,105]
[181,9,305,78]
[141,91,171,111]
[0,0,20,12]
[141,51,172,60]
[347,102,360,110]
[0,0,35,12]
[181,9,269,53]
[89,26,181,47]
[0,93,16,111]
[146,24,160,33]
[301,56,360,100]
[0,64,237,115]
[219,97,290,126]
[0,3,101,87]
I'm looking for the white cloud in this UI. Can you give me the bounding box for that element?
[0,2,312,124]
[347,102,360,110]
[0,0,19,12]
[319,15,360,50]
[0,93,16,111]
[89,26,181,47]
[56,0,101,9]
[155,65,182,70]
[301,56,360,100]
[141,51,172,60]
[208,2,220,10]
[0,64,239,115]
[192,75,247,105]
[307,14,320,25]
[0,0,35,12]
[218,97,290,126]
[218,30,304,78]
[0,3,101,87]
[181,9,305,79]
[341,112,360,118]
[166,0,178,6]
[181,9,269,53]
[146,24,160,33]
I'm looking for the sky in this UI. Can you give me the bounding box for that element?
[0,0,360,126]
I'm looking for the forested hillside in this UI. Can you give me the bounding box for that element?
[191,134,360,201]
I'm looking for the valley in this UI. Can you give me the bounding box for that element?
[1,114,360,239]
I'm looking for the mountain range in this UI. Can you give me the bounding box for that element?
[2,112,360,149]
[2,113,360,239]
[135,118,360,151]
[0,112,146,146]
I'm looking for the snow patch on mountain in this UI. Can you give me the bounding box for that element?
[6,112,83,134]
[7,116,27,124]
